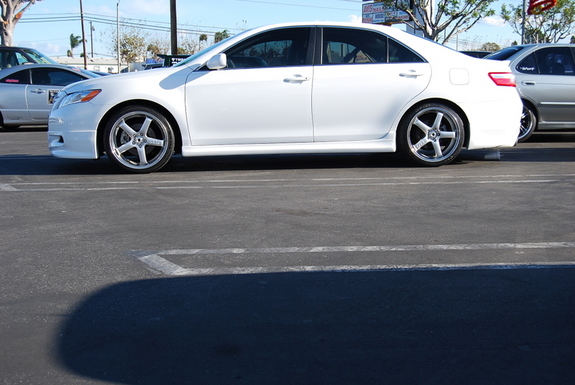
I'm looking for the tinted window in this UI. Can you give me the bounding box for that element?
[224,28,311,68]
[516,53,538,74]
[322,28,423,64]
[31,68,85,86]
[485,46,526,60]
[0,69,30,84]
[532,47,574,75]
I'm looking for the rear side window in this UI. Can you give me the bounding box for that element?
[0,69,29,84]
[517,47,575,75]
[322,28,424,65]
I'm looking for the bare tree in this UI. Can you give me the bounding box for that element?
[501,0,575,43]
[0,0,43,46]
[380,0,497,44]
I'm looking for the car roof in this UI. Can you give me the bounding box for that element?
[0,63,97,78]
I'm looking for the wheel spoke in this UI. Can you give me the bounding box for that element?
[413,137,430,151]
[139,117,153,136]
[413,118,431,133]
[431,140,443,158]
[439,131,457,139]
[116,141,136,154]
[118,120,137,137]
[136,146,149,166]
[431,112,444,130]
[146,137,165,147]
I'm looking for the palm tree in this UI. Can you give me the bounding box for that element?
[214,30,230,43]
[68,34,82,57]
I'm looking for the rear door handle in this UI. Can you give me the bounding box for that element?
[284,75,310,83]
[522,81,536,86]
[31,88,46,94]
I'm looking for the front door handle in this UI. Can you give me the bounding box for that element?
[400,70,424,78]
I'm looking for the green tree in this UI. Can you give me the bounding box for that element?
[381,0,497,44]
[0,0,44,46]
[199,33,208,48]
[480,42,500,51]
[501,0,575,43]
[214,30,230,43]
[109,26,148,66]
[68,34,82,58]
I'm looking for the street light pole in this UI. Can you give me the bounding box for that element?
[117,0,121,73]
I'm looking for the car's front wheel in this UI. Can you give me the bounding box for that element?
[103,105,175,173]
[397,103,464,166]
[518,103,536,143]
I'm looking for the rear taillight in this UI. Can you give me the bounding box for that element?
[489,72,516,87]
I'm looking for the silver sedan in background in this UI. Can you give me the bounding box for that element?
[486,44,575,142]
[0,64,98,129]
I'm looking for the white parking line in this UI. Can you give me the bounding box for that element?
[2,174,575,191]
[134,242,575,276]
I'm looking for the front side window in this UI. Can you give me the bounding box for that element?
[322,28,424,65]
[223,28,311,68]
[31,68,85,86]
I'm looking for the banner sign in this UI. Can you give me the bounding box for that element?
[362,1,410,24]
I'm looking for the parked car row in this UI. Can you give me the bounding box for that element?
[1,33,573,174]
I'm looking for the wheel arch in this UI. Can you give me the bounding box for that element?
[521,98,538,123]
[397,98,470,148]
[96,99,183,156]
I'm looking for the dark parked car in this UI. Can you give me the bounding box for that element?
[0,46,58,70]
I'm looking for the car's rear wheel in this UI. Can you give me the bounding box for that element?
[518,103,536,143]
[397,103,464,166]
[103,105,175,173]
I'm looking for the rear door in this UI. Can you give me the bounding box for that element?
[312,27,431,142]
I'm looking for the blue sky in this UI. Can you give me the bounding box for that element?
[15,0,519,58]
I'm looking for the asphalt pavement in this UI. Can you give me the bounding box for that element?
[0,128,574,384]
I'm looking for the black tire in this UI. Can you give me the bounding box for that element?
[397,103,465,166]
[518,103,536,143]
[103,105,175,173]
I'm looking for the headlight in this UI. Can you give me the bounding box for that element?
[54,89,101,110]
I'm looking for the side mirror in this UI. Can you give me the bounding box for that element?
[207,53,227,70]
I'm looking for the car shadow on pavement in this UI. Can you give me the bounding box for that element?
[57,267,575,384]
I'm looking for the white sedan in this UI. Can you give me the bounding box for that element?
[48,22,521,173]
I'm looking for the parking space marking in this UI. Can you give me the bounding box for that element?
[134,242,575,276]
[1,173,575,191]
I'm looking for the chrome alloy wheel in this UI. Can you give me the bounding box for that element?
[104,106,175,173]
[399,104,464,166]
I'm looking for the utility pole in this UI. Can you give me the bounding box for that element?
[79,0,87,69]
[170,0,177,55]
[90,21,94,58]
[117,0,121,73]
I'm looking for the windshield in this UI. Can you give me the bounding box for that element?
[174,37,235,67]
[484,46,526,60]
[21,48,58,64]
